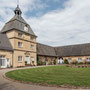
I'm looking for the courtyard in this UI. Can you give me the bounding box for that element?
[5,65,90,88]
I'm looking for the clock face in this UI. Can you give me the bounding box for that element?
[24,26,28,31]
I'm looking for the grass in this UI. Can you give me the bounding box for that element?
[6,65,90,87]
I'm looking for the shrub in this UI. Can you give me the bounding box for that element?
[49,62,53,65]
[71,61,78,65]
[37,61,46,65]
[53,59,56,65]
[85,61,90,65]
[78,62,83,65]
[37,61,42,65]
[32,61,34,65]
[42,61,46,65]
[64,59,69,64]
[25,61,27,65]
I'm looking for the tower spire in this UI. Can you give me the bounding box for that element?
[14,0,22,16]
[17,0,19,7]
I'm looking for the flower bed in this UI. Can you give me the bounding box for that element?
[66,64,90,68]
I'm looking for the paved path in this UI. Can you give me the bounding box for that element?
[0,66,89,90]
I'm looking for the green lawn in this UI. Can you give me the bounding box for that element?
[6,66,90,87]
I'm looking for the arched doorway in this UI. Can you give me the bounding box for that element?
[58,57,64,64]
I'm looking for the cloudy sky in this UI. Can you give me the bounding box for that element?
[0,0,90,46]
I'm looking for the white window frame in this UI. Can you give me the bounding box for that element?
[18,42,23,48]
[78,58,82,62]
[30,44,34,50]
[31,57,34,61]
[18,56,22,62]
[0,56,6,67]
[68,58,72,61]
[86,58,90,62]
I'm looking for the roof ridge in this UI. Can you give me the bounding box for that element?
[55,43,90,48]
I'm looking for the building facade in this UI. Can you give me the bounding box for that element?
[37,43,90,65]
[0,5,37,68]
[0,5,90,68]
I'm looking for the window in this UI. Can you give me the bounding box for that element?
[30,44,34,50]
[0,56,5,66]
[18,42,23,48]
[31,57,34,61]
[31,36,34,40]
[18,33,22,38]
[86,58,90,62]
[68,58,72,61]
[24,25,28,31]
[78,58,82,62]
[18,56,22,62]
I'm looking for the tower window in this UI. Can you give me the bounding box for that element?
[31,36,34,40]
[18,33,22,38]
[30,44,34,50]
[24,25,28,31]
[18,42,23,48]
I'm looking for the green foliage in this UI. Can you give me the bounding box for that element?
[37,61,46,66]
[42,61,46,65]
[37,61,42,65]
[37,56,39,62]
[37,56,44,65]
[71,61,78,65]
[53,59,56,65]
[85,61,90,65]
[78,62,83,65]
[25,61,27,65]
[49,62,53,65]
[32,61,34,65]
[64,59,69,64]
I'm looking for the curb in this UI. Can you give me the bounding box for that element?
[3,73,90,89]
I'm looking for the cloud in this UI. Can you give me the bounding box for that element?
[0,0,90,46]
[0,0,47,21]
[27,0,90,46]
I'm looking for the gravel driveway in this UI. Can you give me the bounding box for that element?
[0,66,89,90]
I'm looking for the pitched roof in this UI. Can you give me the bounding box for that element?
[1,6,36,37]
[37,43,90,57]
[37,43,56,57]
[55,43,90,57]
[0,34,13,51]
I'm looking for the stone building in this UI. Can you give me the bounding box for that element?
[0,5,90,68]
[0,5,37,68]
[37,43,90,65]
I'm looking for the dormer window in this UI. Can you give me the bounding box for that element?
[24,25,28,32]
